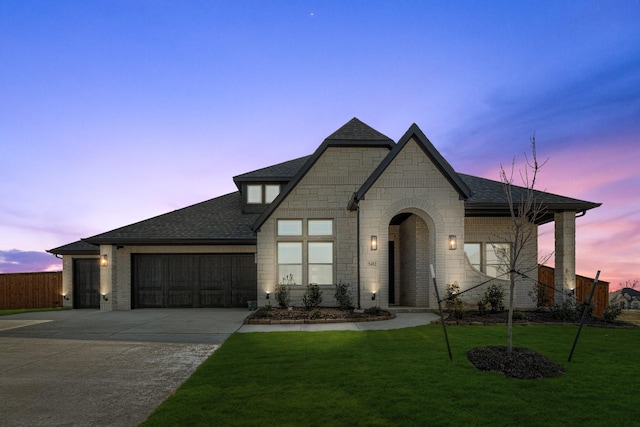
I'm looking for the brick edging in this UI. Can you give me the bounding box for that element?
[243,313,396,325]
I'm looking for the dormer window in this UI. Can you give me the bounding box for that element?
[246,184,281,205]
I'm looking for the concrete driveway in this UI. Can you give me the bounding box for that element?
[0,309,249,427]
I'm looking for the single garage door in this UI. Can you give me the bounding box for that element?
[73,258,100,309]
[132,254,257,308]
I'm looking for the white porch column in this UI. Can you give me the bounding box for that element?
[554,211,576,304]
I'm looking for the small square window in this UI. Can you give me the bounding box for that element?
[247,185,262,204]
[265,185,280,203]
[278,220,303,236]
[308,220,333,236]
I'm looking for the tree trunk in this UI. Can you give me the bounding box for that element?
[507,270,515,353]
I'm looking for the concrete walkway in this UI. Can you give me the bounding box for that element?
[238,312,439,333]
[0,309,438,426]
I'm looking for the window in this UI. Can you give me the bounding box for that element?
[278,220,303,236]
[276,219,334,285]
[464,242,511,278]
[464,243,481,271]
[486,243,510,278]
[265,185,280,203]
[308,242,333,284]
[308,219,333,236]
[278,242,302,285]
[246,184,281,205]
[247,185,263,204]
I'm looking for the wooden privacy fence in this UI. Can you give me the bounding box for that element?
[538,265,609,317]
[0,272,63,309]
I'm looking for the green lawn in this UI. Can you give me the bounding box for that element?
[0,307,69,316]
[142,324,639,427]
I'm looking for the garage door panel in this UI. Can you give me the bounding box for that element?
[132,254,255,308]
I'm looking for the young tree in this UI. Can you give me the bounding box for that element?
[620,279,639,290]
[499,134,549,352]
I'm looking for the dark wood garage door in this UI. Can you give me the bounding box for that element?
[132,254,257,308]
[73,259,100,309]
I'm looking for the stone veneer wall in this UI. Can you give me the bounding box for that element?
[358,138,466,309]
[256,145,390,308]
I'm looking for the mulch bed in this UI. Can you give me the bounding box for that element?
[443,309,636,328]
[244,307,394,324]
[467,346,566,379]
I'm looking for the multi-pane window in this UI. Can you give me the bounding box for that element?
[464,242,511,278]
[246,184,280,204]
[276,219,334,285]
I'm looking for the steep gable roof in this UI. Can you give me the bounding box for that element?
[352,123,472,206]
[83,192,258,245]
[251,118,395,231]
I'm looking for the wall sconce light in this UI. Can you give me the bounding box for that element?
[371,292,376,301]
[102,294,109,302]
[370,235,378,251]
[63,294,69,301]
[266,292,270,300]
[448,235,457,250]
[100,254,108,267]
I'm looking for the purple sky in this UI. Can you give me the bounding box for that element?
[1,1,639,290]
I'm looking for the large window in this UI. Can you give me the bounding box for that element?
[277,219,334,285]
[464,242,511,278]
[308,242,333,284]
[277,242,302,285]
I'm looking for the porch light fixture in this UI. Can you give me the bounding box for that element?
[63,294,69,301]
[370,235,378,251]
[101,294,109,302]
[448,235,457,250]
[100,254,108,267]
[266,292,270,300]
[371,292,376,301]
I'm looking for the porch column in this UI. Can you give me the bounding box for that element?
[554,211,576,304]
[99,244,116,311]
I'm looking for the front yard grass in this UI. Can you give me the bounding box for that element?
[619,309,640,325]
[0,307,69,316]
[142,324,639,427]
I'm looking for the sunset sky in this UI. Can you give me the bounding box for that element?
[1,1,638,290]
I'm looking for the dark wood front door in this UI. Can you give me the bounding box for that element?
[73,259,100,309]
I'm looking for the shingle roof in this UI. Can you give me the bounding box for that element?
[251,118,395,231]
[354,123,472,205]
[325,117,395,142]
[83,192,258,245]
[460,174,601,224]
[47,240,99,255]
[233,155,311,185]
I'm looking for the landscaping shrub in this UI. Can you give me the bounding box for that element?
[550,299,577,321]
[483,284,505,312]
[528,282,551,309]
[275,283,290,309]
[302,283,323,309]
[445,282,464,319]
[334,281,354,310]
[603,303,623,322]
[308,309,323,320]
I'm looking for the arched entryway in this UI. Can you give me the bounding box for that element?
[388,211,431,307]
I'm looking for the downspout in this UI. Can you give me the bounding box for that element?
[356,199,361,309]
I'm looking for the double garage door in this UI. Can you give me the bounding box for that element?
[132,254,256,308]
